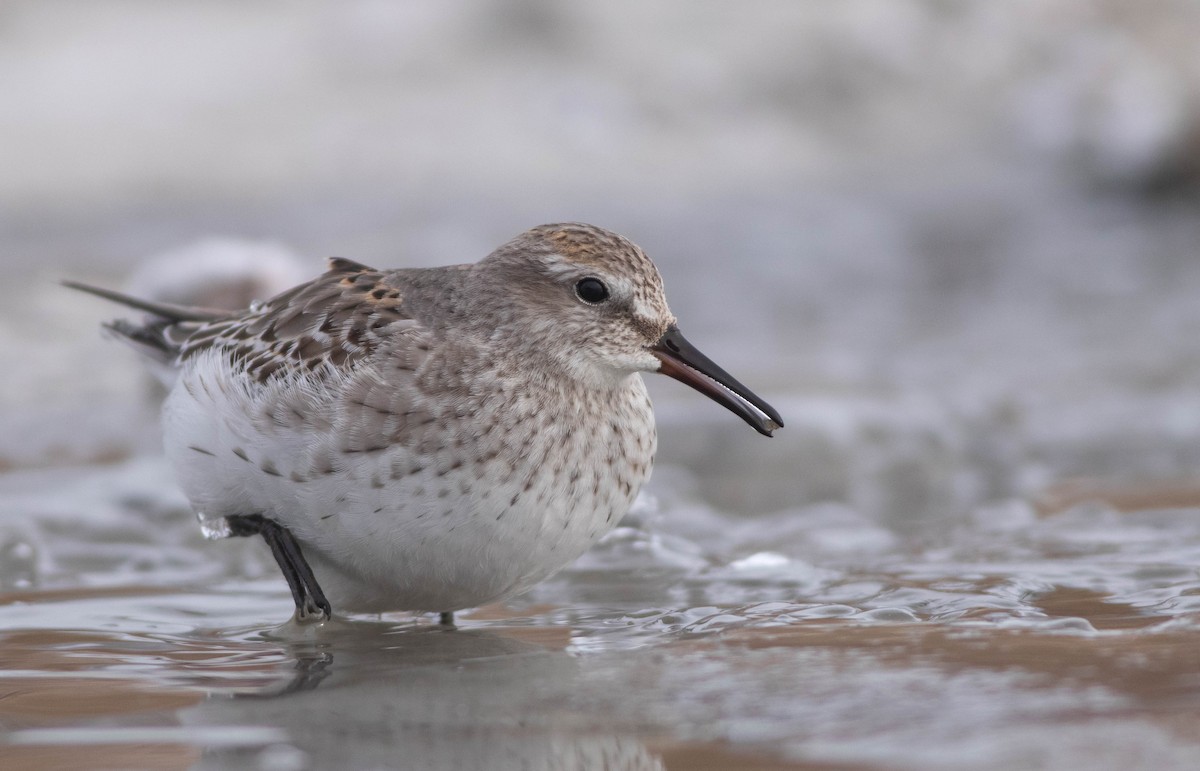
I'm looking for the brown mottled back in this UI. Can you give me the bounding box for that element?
[175,258,415,382]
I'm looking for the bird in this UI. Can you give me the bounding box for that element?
[66,223,783,625]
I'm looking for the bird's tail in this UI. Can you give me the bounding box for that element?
[62,280,233,372]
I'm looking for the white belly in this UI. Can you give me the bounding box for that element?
[162,351,656,612]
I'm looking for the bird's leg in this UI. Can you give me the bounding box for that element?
[226,514,332,622]
[439,611,455,626]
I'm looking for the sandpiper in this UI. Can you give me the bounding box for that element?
[67,223,782,623]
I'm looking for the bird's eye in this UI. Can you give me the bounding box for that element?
[574,277,610,304]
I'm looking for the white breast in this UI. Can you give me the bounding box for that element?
[162,349,657,613]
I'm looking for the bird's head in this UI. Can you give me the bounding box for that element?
[470,223,782,436]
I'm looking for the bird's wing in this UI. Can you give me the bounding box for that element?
[71,259,454,460]
[69,257,423,384]
[184,259,446,457]
[176,257,423,383]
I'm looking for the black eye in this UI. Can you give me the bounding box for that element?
[574,277,609,304]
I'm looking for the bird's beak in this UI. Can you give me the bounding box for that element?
[649,325,783,437]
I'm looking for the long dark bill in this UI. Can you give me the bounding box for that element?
[650,325,783,437]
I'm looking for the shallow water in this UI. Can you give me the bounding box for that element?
[4,445,1200,770]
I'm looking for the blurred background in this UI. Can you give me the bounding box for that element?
[5,0,1200,522]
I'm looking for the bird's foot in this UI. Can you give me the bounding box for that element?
[227,514,332,623]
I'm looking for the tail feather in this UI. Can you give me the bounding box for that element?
[61,280,230,323]
[64,279,235,375]
[101,317,177,361]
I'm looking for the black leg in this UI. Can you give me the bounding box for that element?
[439,611,455,626]
[227,514,332,622]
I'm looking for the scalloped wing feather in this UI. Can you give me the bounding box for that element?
[176,260,420,382]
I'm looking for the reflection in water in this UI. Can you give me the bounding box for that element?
[0,612,667,771]
[200,623,665,771]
